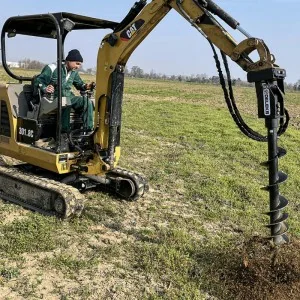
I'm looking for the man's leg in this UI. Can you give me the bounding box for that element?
[61,106,71,132]
[70,96,94,131]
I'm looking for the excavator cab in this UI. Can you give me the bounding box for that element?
[1,12,118,152]
[0,12,148,217]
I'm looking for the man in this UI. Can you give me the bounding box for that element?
[34,49,94,133]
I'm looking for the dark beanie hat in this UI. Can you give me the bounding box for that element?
[65,49,83,62]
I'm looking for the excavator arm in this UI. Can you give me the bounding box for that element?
[95,0,285,153]
[94,0,288,245]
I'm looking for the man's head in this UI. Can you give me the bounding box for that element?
[65,49,83,70]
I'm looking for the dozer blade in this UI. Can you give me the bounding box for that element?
[107,167,149,201]
[86,167,149,201]
[0,164,85,218]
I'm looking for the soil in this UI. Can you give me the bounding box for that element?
[219,236,300,300]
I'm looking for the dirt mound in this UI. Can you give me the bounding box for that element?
[221,236,300,300]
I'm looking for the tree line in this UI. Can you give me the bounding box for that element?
[4,59,300,90]
[125,65,255,87]
[125,65,300,90]
[18,58,45,70]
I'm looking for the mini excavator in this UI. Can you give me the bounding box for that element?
[0,0,290,245]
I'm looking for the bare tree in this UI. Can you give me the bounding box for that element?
[131,66,144,78]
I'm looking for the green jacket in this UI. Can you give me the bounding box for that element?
[33,63,86,98]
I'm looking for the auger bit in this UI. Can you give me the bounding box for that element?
[248,68,289,245]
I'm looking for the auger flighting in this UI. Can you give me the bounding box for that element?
[248,69,289,245]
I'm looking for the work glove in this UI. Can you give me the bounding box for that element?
[45,85,55,93]
[84,82,96,90]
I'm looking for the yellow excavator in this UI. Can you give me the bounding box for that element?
[0,0,289,245]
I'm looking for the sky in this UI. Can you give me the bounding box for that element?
[0,0,299,83]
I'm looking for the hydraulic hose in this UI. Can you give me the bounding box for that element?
[208,41,289,142]
[114,0,147,33]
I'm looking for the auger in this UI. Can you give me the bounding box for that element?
[248,69,289,245]
[209,42,290,245]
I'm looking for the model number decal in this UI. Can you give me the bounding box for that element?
[263,88,271,116]
[120,19,145,41]
[19,127,34,138]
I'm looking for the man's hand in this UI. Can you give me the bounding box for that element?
[45,85,55,93]
[84,82,96,90]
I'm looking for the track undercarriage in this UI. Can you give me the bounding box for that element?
[0,156,149,218]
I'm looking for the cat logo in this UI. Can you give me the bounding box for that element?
[120,19,145,41]
[127,24,137,39]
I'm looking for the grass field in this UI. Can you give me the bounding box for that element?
[0,68,300,299]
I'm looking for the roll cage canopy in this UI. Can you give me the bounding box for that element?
[1,12,119,81]
[2,12,118,38]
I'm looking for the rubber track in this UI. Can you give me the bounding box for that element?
[108,167,149,201]
[0,164,85,218]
